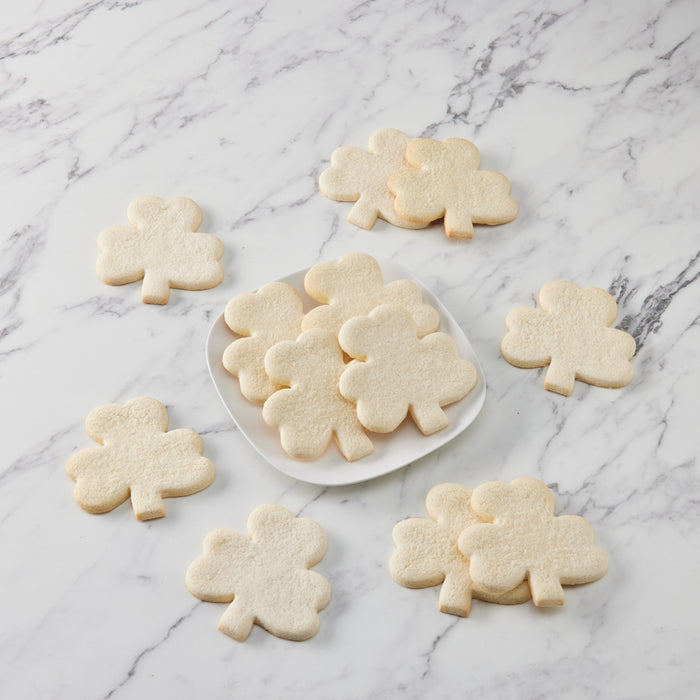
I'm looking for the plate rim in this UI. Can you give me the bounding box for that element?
[205,256,487,486]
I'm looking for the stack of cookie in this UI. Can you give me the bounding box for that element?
[390,478,608,615]
[319,128,518,238]
[222,252,477,461]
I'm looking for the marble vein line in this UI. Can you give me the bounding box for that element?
[0,423,77,487]
[0,1,104,61]
[295,487,329,517]
[197,419,239,437]
[615,248,700,350]
[422,10,570,135]
[317,213,341,260]
[420,616,460,681]
[103,601,201,700]
[0,222,47,323]
[229,183,316,230]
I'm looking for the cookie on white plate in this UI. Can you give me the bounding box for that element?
[262,329,373,461]
[223,281,305,403]
[302,252,439,338]
[338,304,476,435]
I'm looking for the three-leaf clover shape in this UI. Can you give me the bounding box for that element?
[66,397,215,520]
[458,478,608,607]
[97,196,223,304]
[186,505,331,641]
[501,280,636,395]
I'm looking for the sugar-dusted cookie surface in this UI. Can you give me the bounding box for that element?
[458,478,608,607]
[262,328,373,461]
[186,505,331,642]
[390,483,529,616]
[388,137,517,238]
[501,280,636,396]
[97,196,223,304]
[66,397,215,520]
[339,304,476,435]
[302,252,440,338]
[223,281,305,403]
[319,128,427,230]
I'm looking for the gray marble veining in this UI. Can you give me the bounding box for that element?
[1,0,699,698]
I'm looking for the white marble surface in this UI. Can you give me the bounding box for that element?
[1,0,699,697]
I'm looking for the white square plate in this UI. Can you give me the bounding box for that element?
[205,258,486,486]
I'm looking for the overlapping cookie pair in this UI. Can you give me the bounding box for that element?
[222,252,477,461]
[390,478,607,615]
[319,128,518,238]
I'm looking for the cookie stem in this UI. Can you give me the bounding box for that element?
[438,573,472,617]
[218,599,255,641]
[348,198,378,230]
[334,426,374,462]
[544,358,576,396]
[444,207,474,239]
[141,270,170,305]
[409,401,449,435]
[130,487,166,521]
[528,569,565,607]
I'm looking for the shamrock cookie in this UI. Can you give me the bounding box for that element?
[339,304,476,434]
[458,478,608,607]
[97,196,223,304]
[223,281,305,403]
[186,505,331,641]
[319,128,427,230]
[501,280,636,396]
[389,137,517,238]
[302,252,440,337]
[66,397,215,520]
[262,329,373,461]
[390,483,530,616]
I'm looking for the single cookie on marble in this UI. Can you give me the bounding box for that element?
[319,128,427,230]
[97,196,223,304]
[302,252,439,338]
[458,478,608,607]
[501,280,636,396]
[338,304,476,435]
[223,281,305,403]
[66,397,215,520]
[186,504,331,642]
[390,483,530,616]
[262,328,373,461]
[388,137,517,238]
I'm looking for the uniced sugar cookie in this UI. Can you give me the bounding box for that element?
[97,196,223,304]
[339,304,476,435]
[66,397,215,520]
[262,329,373,461]
[458,478,608,607]
[501,280,636,396]
[388,137,517,238]
[186,505,331,641]
[223,281,305,403]
[302,252,440,338]
[390,483,530,616]
[319,128,428,230]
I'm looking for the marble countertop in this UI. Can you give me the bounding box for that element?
[2,0,699,697]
